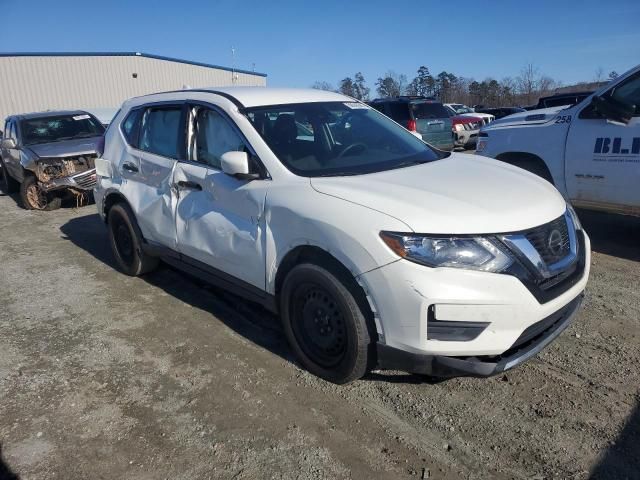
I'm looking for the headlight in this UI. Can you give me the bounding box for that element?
[566,203,582,230]
[380,232,513,272]
[453,124,463,132]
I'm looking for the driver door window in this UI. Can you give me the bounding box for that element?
[191,108,248,169]
[610,74,640,116]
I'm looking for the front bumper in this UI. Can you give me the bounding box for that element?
[454,129,479,147]
[41,168,97,192]
[377,294,583,377]
[358,231,590,375]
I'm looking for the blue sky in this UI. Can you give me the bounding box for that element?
[2,0,639,88]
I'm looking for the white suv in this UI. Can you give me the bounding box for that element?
[95,88,590,384]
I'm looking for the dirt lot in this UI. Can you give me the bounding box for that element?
[0,192,638,480]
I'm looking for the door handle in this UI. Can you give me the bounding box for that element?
[175,180,202,191]
[122,162,139,173]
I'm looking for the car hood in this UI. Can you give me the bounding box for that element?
[458,112,493,120]
[25,136,102,158]
[309,154,566,234]
[483,106,567,129]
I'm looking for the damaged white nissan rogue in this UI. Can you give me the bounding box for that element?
[94,88,590,384]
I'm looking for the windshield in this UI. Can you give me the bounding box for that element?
[451,104,475,114]
[20,114,105,146]
[246,102,444,177]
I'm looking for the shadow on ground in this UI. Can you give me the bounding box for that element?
[576,208,640,262]
[590,399,640,479]
[58,213,451,386]
[0,443,20,480]
[59,213,293,364]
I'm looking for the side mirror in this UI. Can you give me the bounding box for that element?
[1,138,17,149]
[592,95,634,125]
[220,151,260,180]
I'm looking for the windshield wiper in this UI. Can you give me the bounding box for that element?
[55,133,99,141]
[391,158,433,169]
[315,171,362,177]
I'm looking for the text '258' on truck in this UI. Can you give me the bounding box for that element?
[477,64,640,217]
[1,111,105,210]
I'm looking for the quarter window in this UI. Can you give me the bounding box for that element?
[121,109,141,147]
[191,108,248,169]
[139,107,183,158]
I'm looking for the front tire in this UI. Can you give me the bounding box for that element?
[19,174,61,210]
[280,263,373,384]
[107,203,159,276]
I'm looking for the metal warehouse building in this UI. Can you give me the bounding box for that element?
[0,52,267,123]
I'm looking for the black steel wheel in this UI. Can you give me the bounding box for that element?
[291,284,348,368]
[107,202,159,276]
[281,263,374,384]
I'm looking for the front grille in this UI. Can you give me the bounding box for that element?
[524,215,570,265]
[74,169,97,189]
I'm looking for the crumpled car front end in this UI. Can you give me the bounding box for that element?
[35,154,98,193]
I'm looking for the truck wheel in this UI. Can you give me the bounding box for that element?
[1,161,20,194]
[280,263,373,384]
[19,174,61,210]
[107,203,159,276]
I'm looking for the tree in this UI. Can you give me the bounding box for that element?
[376,71,406,97]
[609,71,619,80]
[408,66,435,97]
[516,63,539,106]
[311,81,334,91]
[594,67,605,83]
[338,77,355,97]
[352,72,370,101]
[435,71,457,103]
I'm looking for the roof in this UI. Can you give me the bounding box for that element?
[128,87,352,109]
[371,96,437,103]
[9,109,92,120]
[0,51,267,78]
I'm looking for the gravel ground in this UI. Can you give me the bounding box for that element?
[0,193,638,480]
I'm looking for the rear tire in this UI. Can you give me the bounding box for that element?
[1,160,21,195]
[19,174,61,210]
[107,203,159,276]
[280,263,373,384]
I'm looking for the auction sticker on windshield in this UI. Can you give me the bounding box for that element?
[343,102,369,109]
[73,114,91,121]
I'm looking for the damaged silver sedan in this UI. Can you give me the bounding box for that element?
[0,110,104,210]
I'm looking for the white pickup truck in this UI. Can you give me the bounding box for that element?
[477,64,640,216]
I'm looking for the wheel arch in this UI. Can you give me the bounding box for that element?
[102,190,133,223]
[495,151,555,185]
[274,245,377,333]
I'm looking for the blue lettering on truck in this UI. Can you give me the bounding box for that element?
[594,137,640,155]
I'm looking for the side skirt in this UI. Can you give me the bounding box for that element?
[142,241,278,313]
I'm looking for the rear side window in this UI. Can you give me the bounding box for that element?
[387,102,411,123]
[412,102,449,119]
[139,107,183,159]
[370,102,387,114]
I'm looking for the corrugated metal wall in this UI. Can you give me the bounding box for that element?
[0,55,267,122]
